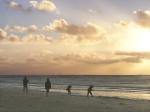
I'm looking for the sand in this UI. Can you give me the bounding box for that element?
[0,88,150,112]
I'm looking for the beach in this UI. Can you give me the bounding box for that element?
[1,88,150,112]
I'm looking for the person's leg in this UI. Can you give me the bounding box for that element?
[87,91,89,97]
[23,86,25,93]
[26,86,28,93]
[90,91,93,97]
[69,90,71,95]
[46,89,49,96]
[24,85,28,93]
[46,89,48,96]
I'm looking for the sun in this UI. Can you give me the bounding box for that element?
[129,26,150,52]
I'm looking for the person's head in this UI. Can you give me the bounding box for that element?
[90,85,93,88]
[46,78,50,82]
[24,76,27,79]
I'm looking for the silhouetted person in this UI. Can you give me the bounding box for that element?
[23,76,29,93]
[87,85,94,97]
[66,85,72,95]
[45,78,51,96]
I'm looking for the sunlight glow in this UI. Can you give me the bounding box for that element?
[129,26,150,51]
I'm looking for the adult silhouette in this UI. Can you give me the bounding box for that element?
[23,76,29,93]
[45,78,51,96]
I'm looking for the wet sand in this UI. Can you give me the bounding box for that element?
[0,88,150,112]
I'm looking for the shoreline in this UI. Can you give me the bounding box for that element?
[1,86,150,101]
[1,88,150,112]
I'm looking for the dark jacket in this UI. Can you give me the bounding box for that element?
[45,81,51,90]
[23,77,28,86]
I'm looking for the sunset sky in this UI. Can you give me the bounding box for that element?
[1,0,150,75]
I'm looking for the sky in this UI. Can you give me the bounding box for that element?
[1,0,150,75]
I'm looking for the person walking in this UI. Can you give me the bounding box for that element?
[45,78,51,96]
[87,85,94,97]
[23,76,29,93]
[66,85,72,95]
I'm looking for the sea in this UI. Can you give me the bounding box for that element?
[1,75,150,100]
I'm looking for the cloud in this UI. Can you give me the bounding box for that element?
[134,10,150,28]
[24,53,119,66]
[7,1,31,12]
[26,58,37,63]
[42,23,53,32]
[6,25,26,32]
[51,19,99,35]
[7,0,56,13]
[80,56,141,65]
[121,57,141,63]
[0,29,7,40]
[29,0,56,12]
[43,19,106,41]
[8,1,23,10]
[22,34,52,43]
[8,34,20,42]
[27,25,38,32]
[0,27,52,43]
[116,51,150,59]
[80,58,120,65]
[45,52,142,65]
[88,9,97,14]
[5,25,38,33]
[0,57,8,65]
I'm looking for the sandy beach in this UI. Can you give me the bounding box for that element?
[0,88,150,112]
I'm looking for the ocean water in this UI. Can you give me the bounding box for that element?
[1,75,150,100]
